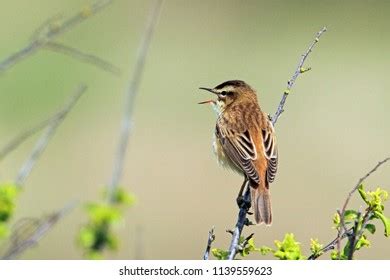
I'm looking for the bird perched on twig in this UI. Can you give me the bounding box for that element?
[199,80,278,225]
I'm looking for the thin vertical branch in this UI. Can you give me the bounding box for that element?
[203,226,215,260]
[226,27,328,260]
[14,85,87,187]
[106,0,163,203]
[1,201,77,260]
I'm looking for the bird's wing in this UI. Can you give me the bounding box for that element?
[262,118,278,183]
[216,120,260,184]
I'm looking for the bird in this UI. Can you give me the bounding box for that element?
[199,80,278,225]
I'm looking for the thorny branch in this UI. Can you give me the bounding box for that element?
[1,201,76,260]
[225,27,328,260]
[106,0,163,203]
[0,0,117,74]
[14,84,87,187]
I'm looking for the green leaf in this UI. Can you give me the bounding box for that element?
[85,203,122,224]
[78,226,96,248]
[373,211,390,237]
[310,238,323,256]
[365,224,376,234]
[106,233,119,250]
[364,187,388,213]
[260,246,274,255]
[355,234,370,250]
[0,183,20,222]
[240,237,257,257]
[211,248,229,260]
[358,184,369,204]
[330,250,339,260]
[273,233,305,260]
[104,188,136,206]
[332,212,341,229]
[344,210,359,223]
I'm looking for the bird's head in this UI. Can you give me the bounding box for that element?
[198,80,257,112]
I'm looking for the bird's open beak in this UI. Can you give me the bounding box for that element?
[198,87,217,105]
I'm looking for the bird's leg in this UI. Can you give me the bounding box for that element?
[236,177,251,209]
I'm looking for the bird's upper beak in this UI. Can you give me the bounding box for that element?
[198,87,217,105]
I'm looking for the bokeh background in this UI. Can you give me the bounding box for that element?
[0,0,389,259]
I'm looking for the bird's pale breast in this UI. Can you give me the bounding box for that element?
[212,132,244,175]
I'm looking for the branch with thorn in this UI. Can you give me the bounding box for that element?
[0,0,119,75]
[221,27,327,260]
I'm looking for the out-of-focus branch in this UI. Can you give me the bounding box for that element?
[337,157,390,258]
[226,27,327,260]
[44,42,121,75]
[0,0,115,73]
[203,227,215,260]
[1,201,76,260]
[106,0,163,203]
[14,85,87,187]
[0,86,86,162]
[0,118,51,162]
[271,27,327,125]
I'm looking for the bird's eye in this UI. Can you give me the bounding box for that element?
[220,91,227,97]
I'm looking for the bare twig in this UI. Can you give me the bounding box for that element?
[226,27,327,260]
[203,226,215,260]
[1,201,77,260]
[0,118,52,162]
[45,42,121,75]
[337,157,390,258]
[0,86,87,162]
[14,85,87,187]
[0,0,114,73]
[106,0,163,203]
[272,27,327,125]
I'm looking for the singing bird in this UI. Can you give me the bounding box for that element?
[199,80,278,225]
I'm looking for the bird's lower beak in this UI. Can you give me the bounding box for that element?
[198,99,215,105]
[198,87,217,105]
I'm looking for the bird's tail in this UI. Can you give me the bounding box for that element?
[250,184,272,225]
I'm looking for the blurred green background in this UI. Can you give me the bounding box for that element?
[0,0,389,259]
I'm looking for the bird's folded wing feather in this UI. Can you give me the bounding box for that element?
[216,121,260,184]
[262,119,278,183]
